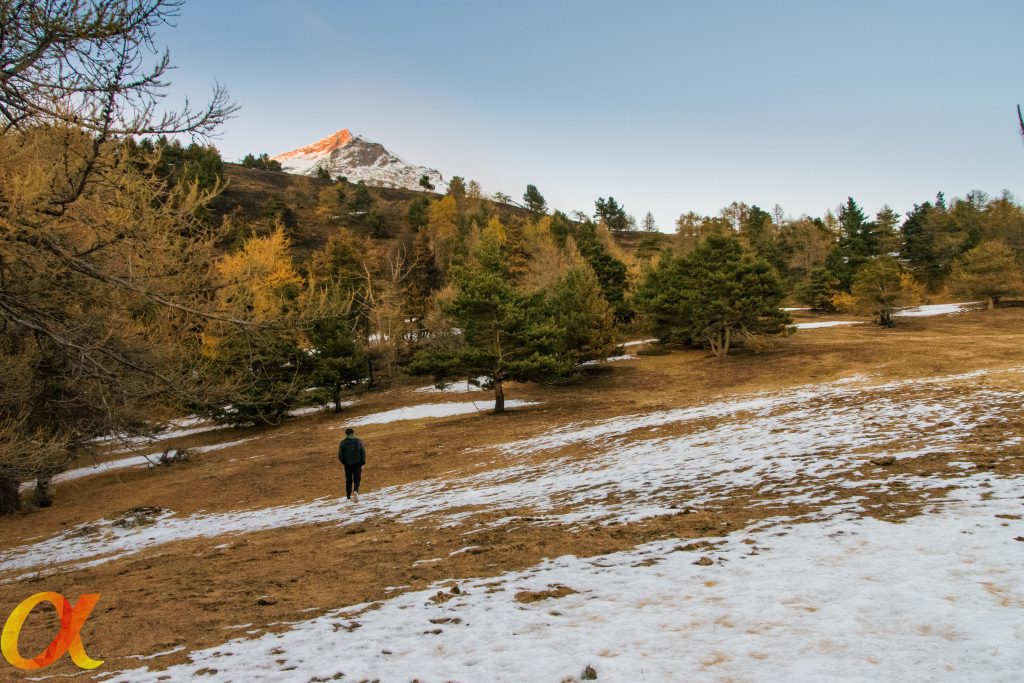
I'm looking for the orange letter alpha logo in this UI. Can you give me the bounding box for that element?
[2,592,103,671]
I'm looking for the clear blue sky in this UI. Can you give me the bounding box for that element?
[159,0,1024,229]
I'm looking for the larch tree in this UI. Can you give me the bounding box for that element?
[950,241,1023,309]
[642,212,657,232]
[199,229,313,425]
[0,0,236,513]
[850,257,922,327]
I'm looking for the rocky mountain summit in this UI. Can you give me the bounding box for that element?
[273,128,444,191]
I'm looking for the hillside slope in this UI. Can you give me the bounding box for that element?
[211,163,533,261]
[1,307,1022,680]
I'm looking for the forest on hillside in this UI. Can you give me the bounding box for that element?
[2,0,1024,515]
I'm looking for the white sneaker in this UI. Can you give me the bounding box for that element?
[352,491,359,503]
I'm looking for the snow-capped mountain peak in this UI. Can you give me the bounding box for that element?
[272,128,444,192]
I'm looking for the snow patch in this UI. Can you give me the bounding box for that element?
[341,400,539,426]
[2,370,1016,577]
[105,473,1024,682]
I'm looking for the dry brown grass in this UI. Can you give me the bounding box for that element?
[1,307,1022,675]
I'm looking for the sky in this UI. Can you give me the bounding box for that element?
[157,0,1024,230]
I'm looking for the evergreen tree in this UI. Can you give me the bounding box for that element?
[523,184,548,216]
[635,232,665,260]
[825,197,876,290]
[316,185,347,219]
[850,257,922,327]
[407,196,430,231]
[796,268,842,311]
[595,196,629,232]
[900,201,939,283]
[419,174,436,191]
[368,208,389,238]
[349,181,373,213]
[316,166,331,180]
[411,223,610,413]
[547,266,617,365]
[549,210,573,247]
[950,241,1024,309]
[307,317,366,412]
[874,205,902,255]
[572,220,633,323]
[241,152,282,172]
[305,235,371,411]
[635,236,789,357]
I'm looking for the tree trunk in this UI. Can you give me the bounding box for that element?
[493,381,505,415]
[722,327,732,357]
[333,384,344,413]
[709,330,726,358]
[987,296,995,310]
[0,473,20,515]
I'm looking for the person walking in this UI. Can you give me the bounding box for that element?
[338,427,366,502]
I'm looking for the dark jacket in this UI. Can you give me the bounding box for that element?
[338,436,366,465]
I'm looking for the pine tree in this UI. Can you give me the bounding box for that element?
[797,269,842,311]
[595,196,629,232]
[950,241,1024,309]
[825,197,876,290]
[349,181,373,214]
[572,220,633,323]
[900,201,939,283]
[305,235,369,413]
[419,174,436,191]
[635,236,789,357]
[547,266,617,365]
[407,196,430,231]
[523,184,548,216]
[368,208,389,238]
[241,153,282,172]
[410,223,611,413]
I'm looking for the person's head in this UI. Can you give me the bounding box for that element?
[345,428,354,436]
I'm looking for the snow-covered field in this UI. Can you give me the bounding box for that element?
[105,473,1024,682]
